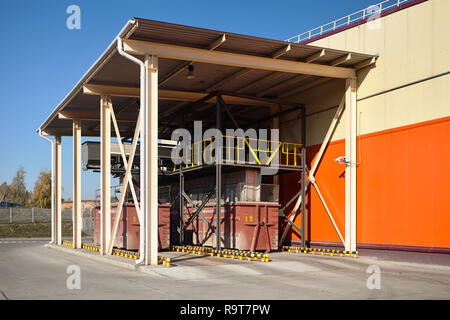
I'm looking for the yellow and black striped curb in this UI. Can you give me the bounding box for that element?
[63,242,171,266]
[171,245,270,262]
[63,241,101,253]
[111,248,138,260]
[111,248,171,266]
[158,256,171,267]
[281,246,359,258]
[62,240,74,247]
[81,243,100,252]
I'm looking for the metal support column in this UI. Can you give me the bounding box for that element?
[300,106,307,248]
[345,77,357,252]
[271,105,280,186]
[100,95,111,255]
[179,111,185,245]
[179,171,184,245]
[144,54,159,266]
[54,135,62,245]
[215,94,222,250]
[73,120,82,249]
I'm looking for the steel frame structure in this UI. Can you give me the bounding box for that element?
[167,91,307,251]
[39,20,364,264]
[278,80,358,252]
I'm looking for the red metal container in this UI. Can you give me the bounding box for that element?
[183,202,279,252]
[93,203,171,251]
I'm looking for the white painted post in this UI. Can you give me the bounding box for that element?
[73,120,82,249]
[54,136,62,244]
[145,54,159,266]
[9,207,12,223]
[100,96,111,255]
[31,208,35,223]
[345,78,357,252]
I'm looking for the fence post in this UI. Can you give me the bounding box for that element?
[32,207,35,223]
[10,207,12,223]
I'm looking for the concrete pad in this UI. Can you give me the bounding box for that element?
[1,240,449,299]
[45,244,136,271]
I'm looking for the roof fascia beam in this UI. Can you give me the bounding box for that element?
[122,39,356,78]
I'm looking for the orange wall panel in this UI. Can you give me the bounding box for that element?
[280,116,450,250]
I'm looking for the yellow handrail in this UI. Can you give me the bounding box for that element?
[171,137,302,170]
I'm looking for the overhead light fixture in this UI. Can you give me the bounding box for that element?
[186,65,195,80]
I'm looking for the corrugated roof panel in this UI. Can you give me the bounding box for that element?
[39,18,377,135]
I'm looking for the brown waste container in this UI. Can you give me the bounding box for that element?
[182,202,279,252]
[93,203,171,251]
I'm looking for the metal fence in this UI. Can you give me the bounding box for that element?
[0,207,94,235]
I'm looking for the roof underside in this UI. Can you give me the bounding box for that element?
[40,18,376,138]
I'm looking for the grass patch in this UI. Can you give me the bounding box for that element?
[0,222,89,238]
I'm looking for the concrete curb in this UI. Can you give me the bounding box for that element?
[44,244,171,277]
[44,244,136,271]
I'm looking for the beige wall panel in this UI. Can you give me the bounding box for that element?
[357,74,449,135]
[357,94,387,137]
[432,0,450,73]
[281,79,346,146]
[288,0,450,145]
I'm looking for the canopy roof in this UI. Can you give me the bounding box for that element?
[38,18,377,138]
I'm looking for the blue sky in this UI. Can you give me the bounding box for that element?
[0,0,378,200]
